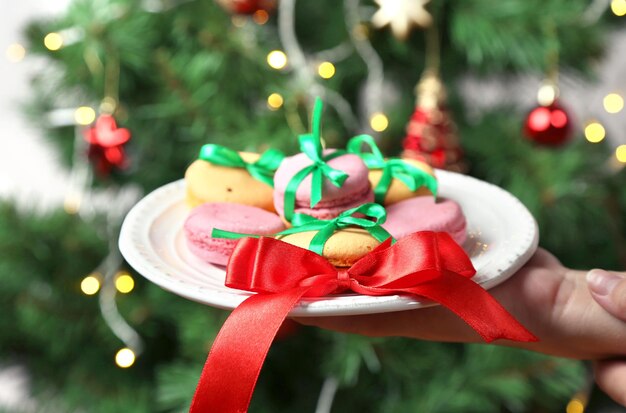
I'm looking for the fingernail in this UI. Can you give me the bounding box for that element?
[586,269,622,296]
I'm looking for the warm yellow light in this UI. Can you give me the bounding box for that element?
[115,348,136,368]
[81,275,101,295]
[267,50,287,70]
[611,0,626,16]
[537,84,557,106]
[566,398,585,413]
[370,112,389,132]
[317,62,336,79]
[616,145,626,163]
[267,93,284,110]
[584,121,605,143]
[64,193,81,214]
[6,43,26,62]
[253,9,269,25]
[115,272,135,294]
[603,93,624,114]
[74,106,96,125]
[44,32,64,51]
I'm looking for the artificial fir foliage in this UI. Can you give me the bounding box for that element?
[2,0,624,411]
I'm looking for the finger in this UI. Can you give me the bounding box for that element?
[525,248,563,269]
[593,359,626,407]
[587,270,626,322]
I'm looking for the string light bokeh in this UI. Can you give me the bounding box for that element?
[369,112,389,132]
[317,61,336,79]
[114,272,135,294]
[5,43,26,63]
[584,121,606,143]
[115,347,136,368]
[611,0,626,16]
[267,93,284,110]
[603,93,624,114]
[81,274,101,295]
[266,50,287,70]
[74,106,96,125]
[43,32,63,51]
[253,9,269,25]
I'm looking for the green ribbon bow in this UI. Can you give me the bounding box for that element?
[347,135,438,204]
[212,203,393,257]
[199,144,284,187]
[282,98,349,222]
[282,203,393,255]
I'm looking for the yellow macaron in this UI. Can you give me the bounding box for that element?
[276,228,381,267]
[185,152,275,212]
[368,158,436,206]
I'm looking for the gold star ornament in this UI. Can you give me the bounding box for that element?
[371,0,432,40]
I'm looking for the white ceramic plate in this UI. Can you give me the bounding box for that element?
[119,170,538,316]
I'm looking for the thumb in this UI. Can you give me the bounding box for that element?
[587,269,626,322]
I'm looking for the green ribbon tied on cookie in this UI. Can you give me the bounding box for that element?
[347,135,438,204]
[283,203,393,255]
[199,144,284,187]
[283,98,349,221]
[213,203,394,256]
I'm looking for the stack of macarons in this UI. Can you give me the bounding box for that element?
[182,143,467,268]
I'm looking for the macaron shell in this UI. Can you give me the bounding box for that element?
[186,237,236,266]
[273,151,372,220]
[185,152,275,211]
[276,228,382,267]
[184,202,286,266]
[382,197,467,246]
[368,159,436,206]
[273,187,375,221]
[273,151,371,205]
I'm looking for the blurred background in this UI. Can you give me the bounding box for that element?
[1,0,625,412]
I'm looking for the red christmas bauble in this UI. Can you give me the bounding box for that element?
[523,101,573,146]
[217,0,275,15]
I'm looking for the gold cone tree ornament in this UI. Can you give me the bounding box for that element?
[401,70,466,172]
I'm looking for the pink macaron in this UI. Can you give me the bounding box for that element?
[382,196,467,245]
[184,202,286,266]
[273,150,374,220]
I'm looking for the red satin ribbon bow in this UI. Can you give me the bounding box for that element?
[190,231,537,413]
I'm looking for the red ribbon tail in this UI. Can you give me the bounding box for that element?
[407,272,537,343]
[189,286,310,413]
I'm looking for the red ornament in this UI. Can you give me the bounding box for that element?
[217,0,276,15]
[84,114,131,175]
[401,71,466,172]
[523,101,572,146]
[402,107,463,170]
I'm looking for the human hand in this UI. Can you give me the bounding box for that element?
[296,249,626,404]
[587,269,626,406]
